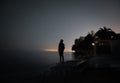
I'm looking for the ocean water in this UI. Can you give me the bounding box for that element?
[0,51,73,81]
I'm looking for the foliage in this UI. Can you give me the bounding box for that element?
[72,26,119,56]
[95,26,116,40]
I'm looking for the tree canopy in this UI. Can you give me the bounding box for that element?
[72,26,119,56]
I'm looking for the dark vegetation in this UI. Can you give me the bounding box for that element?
[72,26,120,57]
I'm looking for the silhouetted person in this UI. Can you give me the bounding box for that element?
[58,39,65,63]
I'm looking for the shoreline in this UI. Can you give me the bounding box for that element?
[2,55,120,83]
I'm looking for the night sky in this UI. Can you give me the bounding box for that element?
[1,0,120,51]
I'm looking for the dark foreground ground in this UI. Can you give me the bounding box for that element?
[1,56,120,83]
[40,58,120,83]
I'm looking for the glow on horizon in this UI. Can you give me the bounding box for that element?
[44,48,74,52]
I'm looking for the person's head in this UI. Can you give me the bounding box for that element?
[60,39,63,43]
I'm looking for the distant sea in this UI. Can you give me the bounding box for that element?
[0,51,74,81]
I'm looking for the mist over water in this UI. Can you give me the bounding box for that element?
[0,51,73,73]
[0,50,73,81]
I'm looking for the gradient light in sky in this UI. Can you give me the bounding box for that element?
[0,0,120,51]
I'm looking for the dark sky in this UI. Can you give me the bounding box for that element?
[1,0,120,51]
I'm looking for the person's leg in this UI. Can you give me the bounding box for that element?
[61,52,64,62]
[59,51,64,63]
[61,55,64,62]
[59,52,61,62]
[60,56,62,62]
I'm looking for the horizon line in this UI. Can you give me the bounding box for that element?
[44,48,74,52]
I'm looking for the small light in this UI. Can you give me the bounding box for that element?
[92,43,95,46]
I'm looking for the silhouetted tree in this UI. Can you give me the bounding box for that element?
[114,34,120,40]
[72,32,94,57]
[72,36,84,52]
[72,26,119,57]
[95,26,116,40]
